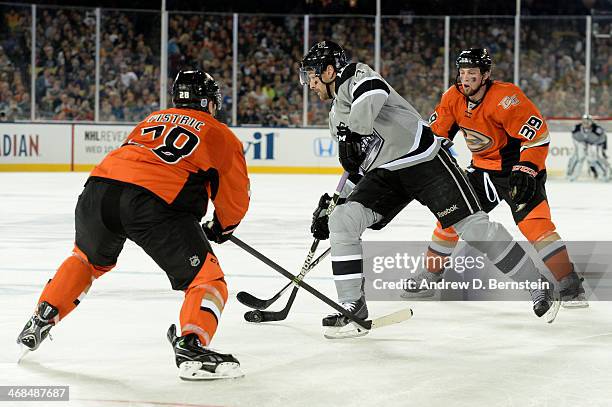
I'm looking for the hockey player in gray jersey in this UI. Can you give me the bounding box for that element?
[299,41,560,338]
[567,114,609,181]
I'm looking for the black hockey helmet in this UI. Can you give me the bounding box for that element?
[299,40,348,86]
[456,48,492,73]
[172,70,222,114]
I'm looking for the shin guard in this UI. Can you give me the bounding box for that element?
[180,253,228,346]
[38,246,112,321]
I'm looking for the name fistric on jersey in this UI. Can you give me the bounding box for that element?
[90,107,250,229]
[330,62,440,172]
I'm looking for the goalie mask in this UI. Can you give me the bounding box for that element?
[172,70,222,115]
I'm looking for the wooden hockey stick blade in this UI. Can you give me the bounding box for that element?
[369,307,414,330]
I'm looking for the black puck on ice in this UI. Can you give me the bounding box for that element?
[244,310,264,323]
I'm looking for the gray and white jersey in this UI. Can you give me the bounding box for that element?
[572,123,607,146]
[329,62,441,172]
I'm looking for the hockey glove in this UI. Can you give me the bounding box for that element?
[336,124,366,175]
[203,214,236,244]
[509,162,538,205]
[311,193,346,240]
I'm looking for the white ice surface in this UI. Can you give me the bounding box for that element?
[1,172,611,407]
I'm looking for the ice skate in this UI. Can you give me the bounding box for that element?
[529,278,560,323]
[16,301,59,361]
[400,269,444,299]
[322,296,369,339]
[167,324,243,380]
[559,270,589,309]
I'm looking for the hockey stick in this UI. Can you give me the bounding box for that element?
[230,236,413,330]
[236,172,349,311]
[236,246,330,310]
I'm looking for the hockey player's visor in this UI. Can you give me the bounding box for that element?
[299,67,313,86]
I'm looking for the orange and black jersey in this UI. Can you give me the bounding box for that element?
[90,107,250,230]
[430,81,550,173]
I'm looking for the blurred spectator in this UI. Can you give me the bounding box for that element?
[168,13,234,123]
[99,10,160,122]
[34,7,96,120]
[0,5,30,120]
[235,15,304,126]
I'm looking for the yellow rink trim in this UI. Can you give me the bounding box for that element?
[0,164,344,175]
[0,164,565,177]
[0,164,71,171]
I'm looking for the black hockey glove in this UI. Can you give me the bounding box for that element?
[509,162,538,205]
[311,193,346,240]
[336,124,366,175]
[203,214,236,244]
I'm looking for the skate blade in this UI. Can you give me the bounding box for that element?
[17,345,30,364]
[323,323,370,340]
[543,295,561,324]
[561,299,589,309]
[178,361,245,380]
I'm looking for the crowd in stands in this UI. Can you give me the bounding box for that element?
[168,13,234,124]
[589,19,611,118]
[99,10,160,122]
[34,7,96,120]
[234,16,304,127]
[1,4,609,126]
[0,6,31,121]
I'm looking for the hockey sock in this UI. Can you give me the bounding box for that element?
[38,246,107,321]
[427,222,459,273]
[533,231,573,281]
[180,253,228,346]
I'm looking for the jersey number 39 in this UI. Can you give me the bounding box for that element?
[518,116,543,140]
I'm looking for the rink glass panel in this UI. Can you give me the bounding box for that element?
[168,12,233,125]
[590,16,611,118]
[0,4,31,121]
[520,17,586,118]
[307,16,375,127]
[381,16,445,120]
[237,14,303,127]
[100,9,160,123]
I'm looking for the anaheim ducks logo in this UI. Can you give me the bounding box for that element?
[462,128,493,152]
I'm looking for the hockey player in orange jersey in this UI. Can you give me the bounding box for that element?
[403,48,587,308]
[16,70,250,380]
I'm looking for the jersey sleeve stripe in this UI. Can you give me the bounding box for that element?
[352,89,389,108]
[351,78,390,102]
[520,132,550,152]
